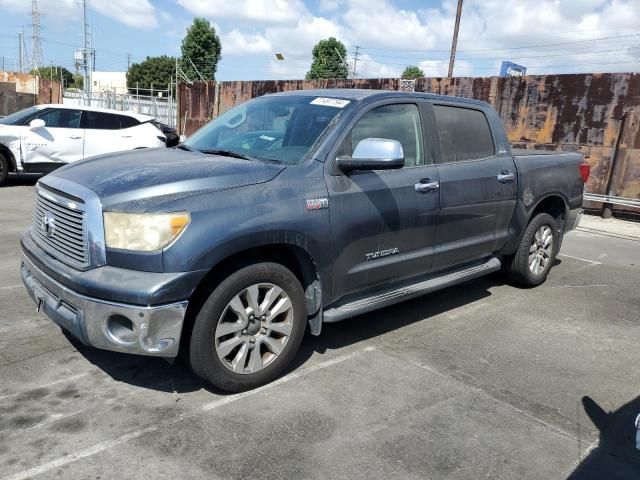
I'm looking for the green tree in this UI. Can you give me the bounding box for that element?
[30,66,74,86]
[180,17,222,81]
[306,37,349,80]
[401,65,424,79]
[126,55,176,95]
[72,74,83,90]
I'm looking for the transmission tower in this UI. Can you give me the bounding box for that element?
[31,0,43,70]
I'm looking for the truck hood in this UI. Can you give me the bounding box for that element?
[48,147,286,211]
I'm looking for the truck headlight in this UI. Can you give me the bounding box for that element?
[103,212,190,252]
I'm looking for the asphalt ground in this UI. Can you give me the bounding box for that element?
[1,175,639,480]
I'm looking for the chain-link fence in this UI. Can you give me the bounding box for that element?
[62,90,177,127]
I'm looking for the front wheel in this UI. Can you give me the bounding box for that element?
[505,212,559,287]
[189,262,307,392]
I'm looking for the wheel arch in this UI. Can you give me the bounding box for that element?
[0,143,17,172]
[501,192,570,256]
[180,242,323,357]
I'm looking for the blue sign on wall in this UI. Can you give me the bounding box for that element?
[500,61,527,77]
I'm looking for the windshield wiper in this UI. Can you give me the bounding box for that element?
[177,144,193,151]
[199,149,257,161]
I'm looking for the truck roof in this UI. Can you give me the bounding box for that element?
[267,88,491,108]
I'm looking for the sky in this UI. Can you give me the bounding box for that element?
[0,0,639,81]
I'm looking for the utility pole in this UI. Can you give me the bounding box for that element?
[352,45,360,79]
[18,31,24,72]
[127,53,132,70]
[31,0,43,70]
[333,47,349,78]
[82,0,90,93]
[447,0,463,78]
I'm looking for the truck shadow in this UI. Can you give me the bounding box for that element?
[568,395,640,479]
[290,272,500,370]
[64,273,503,395]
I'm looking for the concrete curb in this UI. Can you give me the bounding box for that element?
[578,215,640,242]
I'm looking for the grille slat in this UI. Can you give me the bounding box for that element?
[32,210,84,242]
[34,201,83,226]
[32,230,86,262]
[32,191,89,268]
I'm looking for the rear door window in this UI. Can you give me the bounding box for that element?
[433,105,494,163]
[82,111,123,130]
[119,115,140,129]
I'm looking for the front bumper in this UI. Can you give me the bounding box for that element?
[21,253,188,357]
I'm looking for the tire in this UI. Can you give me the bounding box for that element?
[505,212,559,287]
[189,262,307,392]
[0,153,9,187]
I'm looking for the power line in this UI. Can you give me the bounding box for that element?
[360,33,640,54]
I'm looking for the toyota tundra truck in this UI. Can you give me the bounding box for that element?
[20,90,589,392]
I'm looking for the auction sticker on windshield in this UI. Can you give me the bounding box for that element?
[310,97,351,108]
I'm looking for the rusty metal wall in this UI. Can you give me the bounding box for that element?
[178,73,640,206]
[0,73,62,117]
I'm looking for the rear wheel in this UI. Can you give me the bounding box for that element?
[0,153,9,186]
[505,212,559,287]
[189,262,307,392]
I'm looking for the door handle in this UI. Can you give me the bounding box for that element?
[121,135,133,138]
[69,135,82,139]
[497,172,515,183]
[415,179,440,193]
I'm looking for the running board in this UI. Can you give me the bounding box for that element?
[323,257,501,323]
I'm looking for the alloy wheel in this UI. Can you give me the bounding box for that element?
[529,225,553,275]
[214,283,294,374]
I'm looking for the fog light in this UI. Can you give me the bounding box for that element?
[106,314,136,344]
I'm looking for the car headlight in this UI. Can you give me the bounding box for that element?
[103,212,190,252]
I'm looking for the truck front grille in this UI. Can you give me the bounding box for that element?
[31,190,89,268]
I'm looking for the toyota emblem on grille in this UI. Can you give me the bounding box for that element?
[41,211,56,238]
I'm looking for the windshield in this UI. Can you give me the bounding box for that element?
[0,106,40,125]
[184,95,352,164]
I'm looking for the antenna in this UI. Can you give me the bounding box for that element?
[31,0,43,69]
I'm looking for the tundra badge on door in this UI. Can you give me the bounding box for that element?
[366,248,400,261]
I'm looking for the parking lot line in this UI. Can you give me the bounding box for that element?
[557,253,602,265]
[2,345,377,480]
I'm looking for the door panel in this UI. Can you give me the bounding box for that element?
[327,102,440,302]
[81,111,138,158]
[328,166,440,299]
[430,103,517,270]
[22,108,84,167]
[433,156,517,269]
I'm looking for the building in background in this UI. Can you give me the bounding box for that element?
[91,71,127,94]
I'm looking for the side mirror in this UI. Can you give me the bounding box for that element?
[336,138,404,172]
[29,118,46,130]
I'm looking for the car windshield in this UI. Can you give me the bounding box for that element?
[0,106,39,125]
[184,95,352,164]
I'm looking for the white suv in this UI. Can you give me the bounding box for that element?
[0,104,166,186]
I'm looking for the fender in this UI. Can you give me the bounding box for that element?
[500,191,570,256]
[188,231,327,336]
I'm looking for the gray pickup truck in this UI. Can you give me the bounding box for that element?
[20,90,590,392]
